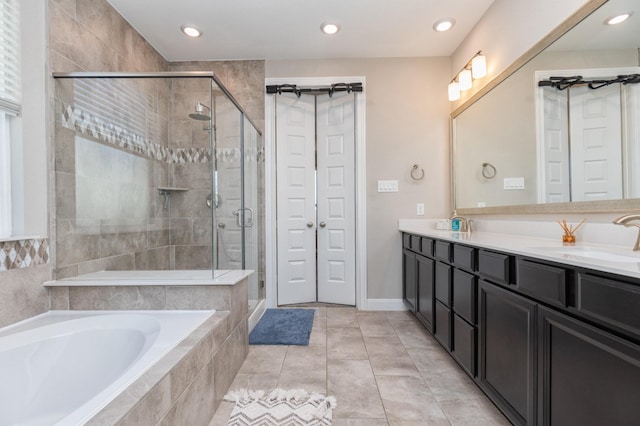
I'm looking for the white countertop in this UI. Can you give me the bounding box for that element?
[44,269,254,287]
[399,221,640,280]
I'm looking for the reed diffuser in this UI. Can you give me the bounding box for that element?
[558,218,586,244]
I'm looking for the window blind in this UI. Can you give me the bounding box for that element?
[0,0,20,115]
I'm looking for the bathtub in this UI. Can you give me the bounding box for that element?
[0,310,215,426]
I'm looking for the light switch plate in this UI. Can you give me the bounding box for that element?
[378,180,398,192]
[503,177,525,190]
[416,203,425,215]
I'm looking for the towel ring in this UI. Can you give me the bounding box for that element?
[481,162,497,179]
[411,164,425,181]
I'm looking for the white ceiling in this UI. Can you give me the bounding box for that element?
[106,0,495,62]
[549,0,640,51]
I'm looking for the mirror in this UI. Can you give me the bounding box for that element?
[453,0,640,213]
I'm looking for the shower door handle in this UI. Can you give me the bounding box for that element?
[234,208,254,228]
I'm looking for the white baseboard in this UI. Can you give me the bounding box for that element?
[248,299,267,332]
[362,298,409,311]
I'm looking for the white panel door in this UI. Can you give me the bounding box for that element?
[276,94,317,305]
[316,93,356,305]
[570,85,623,201]
[541,86,570,203]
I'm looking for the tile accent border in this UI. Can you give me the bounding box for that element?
[0,238,50,271]
[61,103,212,164]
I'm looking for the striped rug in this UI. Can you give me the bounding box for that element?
[223,389,336,425]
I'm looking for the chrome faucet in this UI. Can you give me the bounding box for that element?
[613,214,640,251]
[449,212,472,233]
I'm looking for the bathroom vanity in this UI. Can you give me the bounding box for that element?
[400,226,640,425]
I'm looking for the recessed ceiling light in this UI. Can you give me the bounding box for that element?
[181,25,202,38]
[321,23,340,35]
[605,12,632,25]
[433,18,455,32]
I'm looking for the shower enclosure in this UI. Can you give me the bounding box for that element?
[52,72,263,310]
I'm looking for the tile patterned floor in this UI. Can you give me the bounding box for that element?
[210,307,510,425]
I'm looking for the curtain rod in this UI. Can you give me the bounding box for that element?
[266,82,363,97]
[538,74,640,90]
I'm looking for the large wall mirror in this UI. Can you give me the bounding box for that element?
[452,0,640,214]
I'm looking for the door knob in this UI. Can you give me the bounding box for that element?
[319,222,326,228]
[307,222,314,228]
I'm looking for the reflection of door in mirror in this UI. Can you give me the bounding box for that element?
[536,67,640,203]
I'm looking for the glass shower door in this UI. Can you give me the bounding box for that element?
[212,90,243,270]
[243,116,261,310]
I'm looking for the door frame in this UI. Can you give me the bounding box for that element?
[265,76,367,308]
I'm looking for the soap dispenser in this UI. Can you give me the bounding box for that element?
[450,210,460,231]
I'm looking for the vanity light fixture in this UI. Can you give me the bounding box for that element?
[321,23,340,35]
[181,25,202,38]
[605,12,632,25]
[448,51,486,101]
[433,18,455,32]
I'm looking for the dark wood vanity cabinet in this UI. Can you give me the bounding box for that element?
[479,280,536,425]
[401,232,640,425]
[538,306,640,425]
[402,248,417,313]
[415,255,435,333]
[402,234,434,330]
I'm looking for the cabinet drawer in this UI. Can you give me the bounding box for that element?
[453,269,477,324]
[420,237,434,257]
[403,233,411,249]
[434,300,452,350]
[435,241,451,262]
[411,235,421,252]
[435,261,452,306]
[478,250,511,285]
[576,273,640,339]
[516,258,567,307]
[452,314,476,377]
[453,244,476,271]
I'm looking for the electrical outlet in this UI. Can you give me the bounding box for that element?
[416,203,425,215]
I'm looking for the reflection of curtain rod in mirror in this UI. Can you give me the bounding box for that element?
[538,74,640,90]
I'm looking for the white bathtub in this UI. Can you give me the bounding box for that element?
[0,310,215,426]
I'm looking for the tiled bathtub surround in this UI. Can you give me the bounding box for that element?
[0,238,50,271]
[45,274,250,424]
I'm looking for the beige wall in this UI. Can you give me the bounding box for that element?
[266,58,451,299]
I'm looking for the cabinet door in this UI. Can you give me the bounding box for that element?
[538,306,640,426]
[452,314,476,376]
[435,261,452,307]
[403,249,417,312]
[416,255,434,332]
[479,281,536,426]
[434,300,452,350]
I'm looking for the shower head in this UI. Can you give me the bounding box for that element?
[188,101,211,121]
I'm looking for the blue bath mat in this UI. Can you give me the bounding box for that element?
[249,309,315,346]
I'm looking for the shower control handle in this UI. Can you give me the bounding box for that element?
[319,222,326,228]
[307,222,314,228]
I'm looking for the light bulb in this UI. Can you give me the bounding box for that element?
[448,82,460,101]
[472,54,487,79]
[458,69,472,91]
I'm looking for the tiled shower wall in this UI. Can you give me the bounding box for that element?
[49,0,266,282]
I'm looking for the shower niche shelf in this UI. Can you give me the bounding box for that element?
[157,187,190,209]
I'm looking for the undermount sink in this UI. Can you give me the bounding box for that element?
[529,246,640,263]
